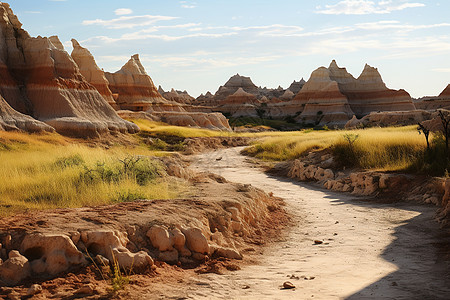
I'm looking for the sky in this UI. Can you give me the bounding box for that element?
[5,0,450,98]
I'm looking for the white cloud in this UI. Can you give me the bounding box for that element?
[180,1,196,9]
[114,8,133,16]
[316,0,425,15]
[82,15,178,29]
[433,68,450,73]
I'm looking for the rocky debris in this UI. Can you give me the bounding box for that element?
[75,284,95,295]
[438,178,450,226]
[21,233,86,275]
[282,281,296,289]
[182,228,209,255]
[0,3,138,137]
[81,230,153,270]
[284,150,446,214]
[0,169,285,286]
[0,250,31,286]
[26,284,42,296]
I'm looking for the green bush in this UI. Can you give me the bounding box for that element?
[80,156,165,186]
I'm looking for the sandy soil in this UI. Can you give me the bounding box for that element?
[186,147,450,300]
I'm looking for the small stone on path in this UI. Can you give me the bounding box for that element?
[282,281,296,289]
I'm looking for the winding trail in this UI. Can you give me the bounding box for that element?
[187,147,450,300]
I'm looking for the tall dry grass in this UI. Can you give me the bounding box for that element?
[244,126,428,172]
[0,131,185,217]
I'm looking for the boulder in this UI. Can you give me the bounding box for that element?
[21,233,86,275]
[0,250,31,286]
[146,225,173,252]
[81,230,153,270]
[182,227,209,254]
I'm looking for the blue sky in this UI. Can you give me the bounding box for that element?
[6,0,450,98]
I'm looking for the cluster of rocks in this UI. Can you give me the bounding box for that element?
[284,152,445,215]
[0,222,245,286]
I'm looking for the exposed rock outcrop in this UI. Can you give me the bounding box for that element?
[217,88,260,117]
[0,3,138,137]
[105,55,167,111]
[159,87,195,105]
[71,39,118,109]
[345,110,433,129]
[214,74,259,102]
[291,60,416,126]
[414,84,450,111]
[0,95,54,132]
[288,78,306,94]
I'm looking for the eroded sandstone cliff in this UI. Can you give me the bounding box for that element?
[0,3,138,137]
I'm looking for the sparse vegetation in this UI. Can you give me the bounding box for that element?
[244,126,434,173]
[0,131,185,217]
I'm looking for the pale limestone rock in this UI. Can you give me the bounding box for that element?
[0,250,31,286]
[146,225,173,252]
[215,247,243,260]
[169,228,186,251]
[182,228,209,254]
[82,230,153,270]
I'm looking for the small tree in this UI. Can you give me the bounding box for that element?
[417,122,431,150]
[438,110,450,154]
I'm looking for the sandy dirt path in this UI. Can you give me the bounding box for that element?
[186,147,450,300]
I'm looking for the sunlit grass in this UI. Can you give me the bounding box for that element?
[244,126,428,172]
[0,131,186,217]
[129,119,237,138]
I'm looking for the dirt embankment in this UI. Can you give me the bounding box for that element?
[268,148,450,226]
[0,155,288,298]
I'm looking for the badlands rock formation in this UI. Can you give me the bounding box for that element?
[214,74,259,102]
[288,79,306,94]
[414,84,450,110]
[105,55,167,112]
[217,88,260,117]
[70,39,118,109]
[0,95,54,132]
[292,60,416,126]
[345,110,433,128]
[159,86,195,105]
[0,3,138,137]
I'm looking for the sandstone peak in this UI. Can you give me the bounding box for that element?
[158,85,165,94]
[232,87,253,97]
[49,36,65,51]
[329,59,339,69]
[439,84,450,98]
[118,54,148,76]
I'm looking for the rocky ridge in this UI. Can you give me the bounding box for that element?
[0,3,138,137]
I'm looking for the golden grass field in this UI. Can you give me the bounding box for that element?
[0,122,434,216]
[0,130,185,217]
[244,126,429,171]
